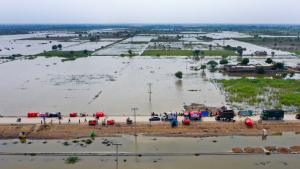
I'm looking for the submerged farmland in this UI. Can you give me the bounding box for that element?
[215,78,300,112]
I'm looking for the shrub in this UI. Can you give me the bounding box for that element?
[175,71,183,79]
[65,156,79,164]
[257,66,265,74]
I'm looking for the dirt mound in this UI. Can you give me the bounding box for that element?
[232,147,243,153]
[265,146,276,151]
[254,148,264,153]
[290,146,300,152]
[276,147,292,154]
[244,147,255,153]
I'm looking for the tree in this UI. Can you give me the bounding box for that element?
[194,50,200,56]
[274,43,277,48]
[274,62,284,69]
[156,54,160,57]
[237,48,243,56]
[289,71,295,78]
[52,45,57,50]
[208,44,212,50]
[175,71,183,79]
[70,51,74,55]
[265,58,273,64]
[220,59,228,65]
[271,51,275,56]
[281,72,288,78]
[83,50,88,54]
[241,58,249,65]
[200,65,206,72]
[79,34,82,37]
[207,60,218,68]
[222,54,228,59]
[89,37,96,42]
[46,35,49,38]
[58,44,62,49]
[128,50,133,56]
[257,66,265,74]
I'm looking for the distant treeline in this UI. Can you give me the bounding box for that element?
[1,24,300,35]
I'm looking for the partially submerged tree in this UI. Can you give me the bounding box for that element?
[290,71,295,78]
[207,60,218,68]
[265,58,273,64]
[237,48,243,56]
[52,45,57,50]
[128,50,133,56]
[241,58,249,65]
[220,59,229,65]
[281,72,288,78]
[58,44,62,49]
[271,52,275,56]
[200,65,207,72]
[175,71,183,79]
[194,50,200,56]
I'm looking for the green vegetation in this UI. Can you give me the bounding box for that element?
[241,58,249,65]
[257,66,265,74]
[237,37,300,42]
[200,65,206,72]
[281,72,288,78]
[35,50,93,62]
[274,62,284,69]
[265,58,273,64]
[207,60,218,68]
[141,50,237,56]
[284,50,300,55]
[220,59,229,65]
[216,78,300,108]
[175,71,183,79]
[65,156,79,164]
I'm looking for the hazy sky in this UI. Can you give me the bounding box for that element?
[1,0,299,24]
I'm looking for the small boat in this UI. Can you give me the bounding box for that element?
[245,117,253,126]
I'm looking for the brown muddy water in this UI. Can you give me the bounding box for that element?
[0,133,300,169]
[0,56,300,116]
[0,132,299,154]
[0,155,299,169]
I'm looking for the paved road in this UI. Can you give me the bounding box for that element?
[0,114,298,125]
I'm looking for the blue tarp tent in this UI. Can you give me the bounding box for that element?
[201,111,209,116]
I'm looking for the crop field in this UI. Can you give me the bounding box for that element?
[215,78,300,112]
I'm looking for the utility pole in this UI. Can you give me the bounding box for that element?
[148,83,152,101]
[112,143,122,169]
[131,108,138,136]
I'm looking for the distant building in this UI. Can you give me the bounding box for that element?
[254,51,268,55]
[225,63,274,72]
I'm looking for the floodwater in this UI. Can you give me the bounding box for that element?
[0,56,224,116]
[1,133,300,168]
[1,132,299,154]
[1,55,300,116]
[1,155,299,169]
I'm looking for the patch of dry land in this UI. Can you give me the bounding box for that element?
[1,121,300,139]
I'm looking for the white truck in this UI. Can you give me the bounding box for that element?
[161,112,177,121]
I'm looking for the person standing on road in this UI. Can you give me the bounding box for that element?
[85,118,87,123]
[51,119,52,124]
[68,118,70,123]
[79,119,80,124]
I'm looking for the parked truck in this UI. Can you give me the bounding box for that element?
[260,109,284,120]
[215,110,235,122]
[161,112,177,121]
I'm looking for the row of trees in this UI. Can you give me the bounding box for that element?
[52,44,62,50]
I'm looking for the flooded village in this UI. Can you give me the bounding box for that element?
[1,1,300,167]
